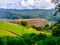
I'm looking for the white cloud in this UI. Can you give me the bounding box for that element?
[0,0,55,9]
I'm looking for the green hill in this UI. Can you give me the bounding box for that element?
[0,21,51,37]
[0,21,40,37]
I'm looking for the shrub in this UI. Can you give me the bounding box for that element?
[45,24,50,30]
[7,37,17,45]
[37,33,47,40]
[38,37,58,45]
[36,27,43,31]
[16,38,25,45]
[52,29,60,37]
[0,37,7,45]
[29,33,36,37]
[32,33,47,42]
[22,34,33,45]
[7,36,25,45]
[21,21,28,26]
[36,26,46,31]
[2,38,7,45]
[50,21,60,37]
[57,37,60,45]
[31,25,37,29]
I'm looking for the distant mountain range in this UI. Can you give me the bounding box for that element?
[0,9,59,22]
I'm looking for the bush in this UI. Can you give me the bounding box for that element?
[0,37,7,45]
[52,29,60,37]
[0,35,60,45]
[31,25,37,29]
[36,26,45,31]
[7,36,25,45]
[21,21,28,26]
[16,38,25,45]
[22,34,33,45]
[57,37,60,45]
[29,33,36,37]
[37,33,47,40]
[32,33,47,42]
[38,37,58,45]
[0,36,26,45]
[7,37,17,45]
[22,33,47,45]
[50,21,60,37]
[32,25,50,31]
[36,27,42,31]
[45,24,50,30]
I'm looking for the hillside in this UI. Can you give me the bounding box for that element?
[0,9,58,22]
[7,19,50,26]
[0,21,51,37]
[0,21,40,37]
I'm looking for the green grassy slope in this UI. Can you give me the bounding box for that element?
[0,21,51,37]
[0,21,41,37]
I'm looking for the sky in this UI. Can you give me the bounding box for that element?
[0,0,55,9]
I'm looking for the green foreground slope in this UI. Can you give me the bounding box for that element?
[0,21,40,37]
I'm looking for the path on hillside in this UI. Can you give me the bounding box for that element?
[4,29,22,37]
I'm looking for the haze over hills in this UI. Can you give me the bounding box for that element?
[0,8,59,22]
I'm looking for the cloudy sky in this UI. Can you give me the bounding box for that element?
[0,0,55,9]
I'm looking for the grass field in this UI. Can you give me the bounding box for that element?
[0,21,51,37]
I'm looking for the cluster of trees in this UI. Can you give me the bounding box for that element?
[0,32,60,45]
[32,24,50,31]
[0,33,47,45]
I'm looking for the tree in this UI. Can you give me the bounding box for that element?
[45,24,50,30]
[31,25,37,29]
[22,34,33,45]
[21,21,28,26]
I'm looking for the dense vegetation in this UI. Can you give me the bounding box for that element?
[0,21,60,45]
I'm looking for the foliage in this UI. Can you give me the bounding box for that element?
[22,34,33,45]
[45,24,50,30]
[36,27,43,31]
[52,29,60,37]
[21,21,28,26]
[0,36,60,45]
[31,25,37,29]
[38,36,60,45]
[32,24,50,31]
[0,36,26,45]
[51,21,60,37]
